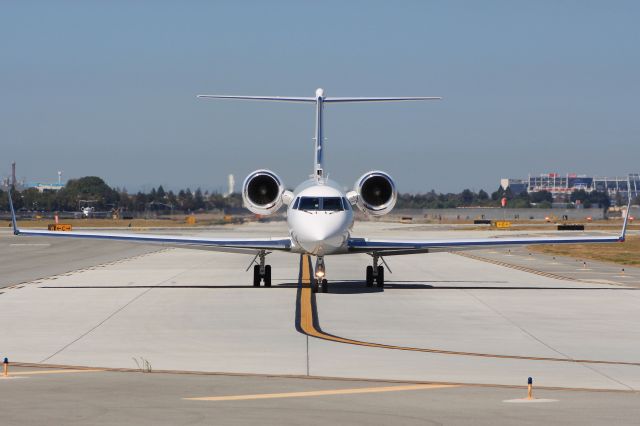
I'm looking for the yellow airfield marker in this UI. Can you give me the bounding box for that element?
[503,377,558,404]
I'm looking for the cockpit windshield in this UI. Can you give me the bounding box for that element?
[296,197,344,211]
[321,197,343,211]
[298,197,321,210]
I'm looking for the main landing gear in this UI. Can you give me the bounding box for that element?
[312,257,329,294]
[252,251,272,287]
[365,254,385,288]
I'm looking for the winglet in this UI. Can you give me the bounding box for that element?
[619,182,633,242]
[7,186,19,235]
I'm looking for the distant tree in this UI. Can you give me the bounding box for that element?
[156,185,166,199]
[491,186,513,201]
[21,188,42,211]
[166,190,177,208]
[589,191,610,210]
[56,176,120,210]
[193,188,205,210]
[478,189,489,201]
[530,190,553,204]
[8,186,24,210]
[0,189,7,211]
[491,188,501,201]
[570,189,589,205]
[460,189,475,204]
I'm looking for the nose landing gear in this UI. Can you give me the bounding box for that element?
[313,257,329,293]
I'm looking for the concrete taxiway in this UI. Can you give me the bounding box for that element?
[2,365,639,426]
[1,221,639,424]
[0,231,158,288]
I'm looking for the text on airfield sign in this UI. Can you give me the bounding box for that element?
[48,224,73,231]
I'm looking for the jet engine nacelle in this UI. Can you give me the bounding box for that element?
[242,170,291,215]
[351,171,397,216]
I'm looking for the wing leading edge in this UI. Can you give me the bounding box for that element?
[348,234,622,254]
[349,195,632,254]
[7,190,291,253]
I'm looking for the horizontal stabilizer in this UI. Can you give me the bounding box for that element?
[324,97,442,103]
[197,95,315,103]
[197,95,442,104]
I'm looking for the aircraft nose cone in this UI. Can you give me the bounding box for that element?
[293,216,347,255]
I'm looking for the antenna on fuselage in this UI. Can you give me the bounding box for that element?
[197,89,442,182]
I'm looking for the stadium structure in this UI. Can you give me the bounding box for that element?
[501,173,640,203]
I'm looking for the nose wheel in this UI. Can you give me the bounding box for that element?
[312,257,329,293]
[312,278,329,293]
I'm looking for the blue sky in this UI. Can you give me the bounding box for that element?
[2,0,638,193]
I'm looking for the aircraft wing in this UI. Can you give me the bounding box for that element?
[7,192,290,254]
[349,196,632,255]
[348,233,624,255]
[13,228,291,253]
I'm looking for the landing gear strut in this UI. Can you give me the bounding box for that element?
[252,251,271,287]
[313,257,329,294]
[366,254,385,288]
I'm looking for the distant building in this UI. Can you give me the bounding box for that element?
[501,173,640,204]
[28,182,65,193]
[500,178,528,196]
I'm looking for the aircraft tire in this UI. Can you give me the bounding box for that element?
[321,279,329,293]
[376,266,384,288]
[264,265,272,287]
[366,266,374,287]
[253,265,261,287]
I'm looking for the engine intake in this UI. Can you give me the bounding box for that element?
[242,170,285,215]
[354,171,397,216]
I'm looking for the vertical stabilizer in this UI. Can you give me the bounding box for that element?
[314,88,325,181]
[197,88,441,183]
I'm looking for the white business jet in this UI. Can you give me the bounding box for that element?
[9,88,631,293]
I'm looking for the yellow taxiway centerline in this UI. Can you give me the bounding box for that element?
[296,255,640,366]
[184,383,456,401]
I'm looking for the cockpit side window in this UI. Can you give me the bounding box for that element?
[298,197,321,210]
[321,197,343,211]
[292,197,300,209]
[342,197,350,210]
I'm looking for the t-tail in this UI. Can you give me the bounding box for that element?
[197,88,442,181]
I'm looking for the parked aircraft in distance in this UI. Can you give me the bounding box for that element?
[9,88,631,293]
